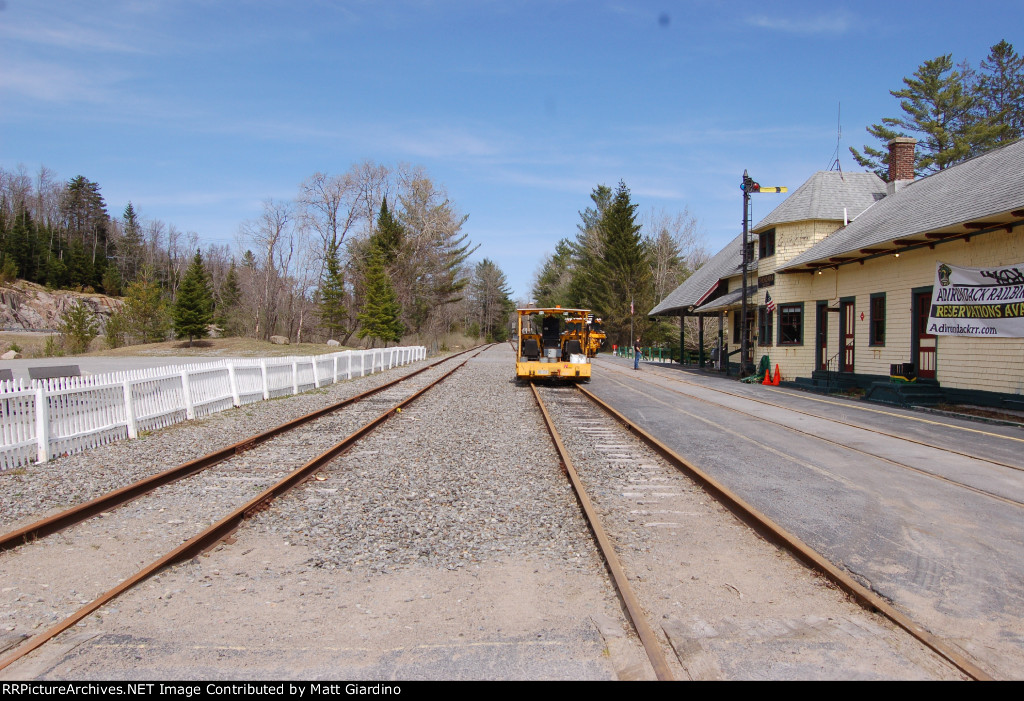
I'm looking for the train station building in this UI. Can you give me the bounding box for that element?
[652,137,1024,408]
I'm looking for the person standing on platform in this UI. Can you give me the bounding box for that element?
[634,338,641,370]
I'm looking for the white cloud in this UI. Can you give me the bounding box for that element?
[746,11,856,35]
[0,58,126,103]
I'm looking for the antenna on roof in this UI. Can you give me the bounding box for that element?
[827,102,844,178]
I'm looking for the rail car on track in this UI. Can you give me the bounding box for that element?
[515,307,592,382]
[585,316,606,357]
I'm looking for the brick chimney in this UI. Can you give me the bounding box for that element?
[887,137,916,195]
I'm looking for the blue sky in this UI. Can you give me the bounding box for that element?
[1,0,1019,300]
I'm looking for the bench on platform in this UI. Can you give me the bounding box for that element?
[28,365,81,380]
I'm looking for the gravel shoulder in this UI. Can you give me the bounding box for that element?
[0,346,969,679]
[1,346,633,680]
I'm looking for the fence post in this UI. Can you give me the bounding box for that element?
[260,360,270,400]
[180,370,195,420]
[292,360,299,395]
[122,379,138,439]
[312,356,321,388]
[361,351,366,377]
[333,354,339,383]
[34,383,50,463]
[227,362,241,406]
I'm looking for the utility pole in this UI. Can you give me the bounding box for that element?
[740,171,786,376]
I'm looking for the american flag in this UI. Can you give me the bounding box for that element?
[765,291,777,313]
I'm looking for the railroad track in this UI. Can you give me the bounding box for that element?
[579,358,1016,680]
[0,346,487,672]
[530,383,675,680]
[528,380,987,680]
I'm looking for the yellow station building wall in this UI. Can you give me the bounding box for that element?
[748,226,1024,394]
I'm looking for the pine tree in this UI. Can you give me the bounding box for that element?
[357,252,403,346]
[172,250,214,346]
[59,300,99,354]
[217,261,243,336]
[318,240,348,340]
[60,176,109,286]
[118,202,145,284]
[114,266,169,345]
[852,52,1006,179]
[471,258,514,342]
[532,238,575,308]
[974,40,1024,144]
[372,197,404,265]
[567,185,613,311]
[594,181,653,345]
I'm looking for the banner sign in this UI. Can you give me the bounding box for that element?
[928,261,1024,337]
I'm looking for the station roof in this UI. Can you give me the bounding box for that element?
[780,138,1024,272]
[752,171,886,234]
[692,287,756,313]
[649,235,743,316]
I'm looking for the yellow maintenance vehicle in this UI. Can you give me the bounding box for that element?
[515,307,592,382]
[585,316,606,357]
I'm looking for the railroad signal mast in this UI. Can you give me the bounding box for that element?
[740,170,786,376]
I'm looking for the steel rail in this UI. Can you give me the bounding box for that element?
[0,347,479,553]
[577,384,994,682]
[598,364,1024,510]
[529,383,675,681]
[0,346,487,673]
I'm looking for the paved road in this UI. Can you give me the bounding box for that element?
[0,356,235,382]
[589,355,1024,680]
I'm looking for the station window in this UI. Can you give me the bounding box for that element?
[759,228,776,258]
[870,293,886,346]
[758,306,773,347]
[779,303,804,345]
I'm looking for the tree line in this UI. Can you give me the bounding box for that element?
[852,39,1024,178]
[0,161,515,350]
[532,181,707,349]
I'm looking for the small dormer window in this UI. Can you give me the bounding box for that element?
[759,228,776,258]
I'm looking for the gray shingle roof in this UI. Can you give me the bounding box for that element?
[649,234,743,315]
[693,286,757,313]
[781,138,1024,271]
[752,171,886,233]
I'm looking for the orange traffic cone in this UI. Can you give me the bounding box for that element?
[762,368,772,385]
[773,364,781,385]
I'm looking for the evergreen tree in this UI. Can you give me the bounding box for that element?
[470,258,514,342]
[58,300,99,354]
[371,197,404,265]
[567,185,612,311]
[852,51,1010,179]
[217,261,243,335]
[357,252,403,346]
[318,240,348,340]
[118,202,145,284]
[592,181,653,345]
[113,266,169,345]
[172,250,214,345]
[60,176,109,286]
[974,40,1024,144]
[532,238,575,307]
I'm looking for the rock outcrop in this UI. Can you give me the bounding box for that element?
[0,281,123,332]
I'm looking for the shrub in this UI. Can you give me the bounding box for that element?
[59,301,99,354]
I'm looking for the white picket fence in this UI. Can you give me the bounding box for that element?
[0,346,426,470]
